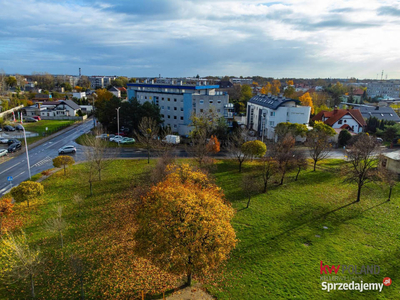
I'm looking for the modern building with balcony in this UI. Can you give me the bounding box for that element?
[247,94,311,139]
[127,81,231,136]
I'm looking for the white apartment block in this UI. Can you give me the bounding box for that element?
[368,81,400,98]
[247,94,311,139]
[127,82,233,136]
[89,76,117,89]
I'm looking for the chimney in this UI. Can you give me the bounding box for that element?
[151,80,154,84]
[38,103,41,109]
[333,106,338,114]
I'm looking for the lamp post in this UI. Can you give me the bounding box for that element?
[20,125,31,180]
[116,107,121,145]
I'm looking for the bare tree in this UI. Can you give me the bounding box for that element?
[293,151,308,181]
[0,231,43,299]
[149,152,175,185]
[73,194,84,217]
[187,127,209,166]
[343,134,380,202]
[44,205,67,248]
[70,254,85,300]
[229,127,250,172]
[258,156,277,193]
[305,122,335,171]
[270,134,296,185]
[136,117,160,164]
[378,159,398,201]
[242,174,261,208]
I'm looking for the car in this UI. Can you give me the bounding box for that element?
[0,149,7,157]
[110,135,124,142]
[96,134,109,139]
[115,132,127,137]
[119,137,135,144]
[7,139,21,145]
[376,137,383,143]
[15,124,24,131]
[4,125,15,131]
[32,116,41,121]
[0,138,9,144]
[25,117,38,122]
[8,143,21,153]
[58,145,76,154]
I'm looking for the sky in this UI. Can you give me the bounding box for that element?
[0,0,400,79]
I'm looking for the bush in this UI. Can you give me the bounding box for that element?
[338,129,352,146]
[10,181,44,207]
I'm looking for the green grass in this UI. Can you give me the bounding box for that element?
[0,159,399,299]
[22,120,75,135]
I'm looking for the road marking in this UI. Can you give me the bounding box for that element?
[31,156,53,168]
[14,171,25,179]
[0,161,22,175]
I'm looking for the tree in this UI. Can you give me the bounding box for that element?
[52,156,75,175]
[134,164,237,286]
[270,134,296,185]
[293,151,308,181]
[0,198,14,234]
[44,205,67,248]
[274,122,308,140]
[5,76,17,87]
[242,174,260,208]
[338,129,352,146]
[73,194,84,217]
[343,134,380,202]
[11,181,44,207]
[258,156,277,193]
[240,85,253,103]
[0,231,43,298]
[260,82,272,95]
[241,140,267,160]
[283,85,295,98]
[136,117,159,164]
[383,124,400,142]
[378,158,398,201]
[70,254,86,300]
[206,135,220,154]
[229,127,250,172]
[299,92,314,114]
[306,121,336,171]
[271,79,281,95]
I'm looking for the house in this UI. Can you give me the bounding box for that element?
[33,93,52,101]
[73,92,86,99]
[381,151,400,174]
[341,88,364,104]
[218,80,234,88]
[357,105,400,122]
[108,86,121,98]
[127,82,232,135]
[246,93,311,139]
[24,100,81,119]
[312,107,366,133]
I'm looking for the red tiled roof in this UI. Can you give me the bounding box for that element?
[352,89,364,96]
[117,87,127,92]
[312,109,367,127]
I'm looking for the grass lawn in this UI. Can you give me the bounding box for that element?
[0,158,399,299]
[22,120,75,136]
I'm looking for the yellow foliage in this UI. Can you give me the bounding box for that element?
[299,92,314,114]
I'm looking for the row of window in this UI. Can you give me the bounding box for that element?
[198,100,222,104]
[161,114,184,121]
[198,109,221,113]
[161,106,184,111]
[143,95,183,102]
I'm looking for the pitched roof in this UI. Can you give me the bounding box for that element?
[352,88,364,95]
[312,109,367,127]
[248,94,300,110]
[108,86,120,92]
[117,87,126,92]
[358,106,400,122]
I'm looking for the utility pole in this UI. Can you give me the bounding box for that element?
[116,107,121,145]
[21,125,31,180]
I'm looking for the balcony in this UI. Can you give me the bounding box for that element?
[224,112,234,118]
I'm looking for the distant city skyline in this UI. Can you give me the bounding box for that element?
[1,0,400,79]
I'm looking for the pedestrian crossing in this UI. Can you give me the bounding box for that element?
[31,156,53,168]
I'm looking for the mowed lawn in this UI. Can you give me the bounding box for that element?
[22,120,75,135]
[207,159,400,299]
[0,159,399,299]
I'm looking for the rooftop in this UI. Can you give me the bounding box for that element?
[248,94,300,110]
[127,83,220,90]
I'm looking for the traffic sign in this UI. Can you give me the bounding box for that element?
[7,176,13,181]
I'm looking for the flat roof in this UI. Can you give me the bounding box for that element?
[384,150,400,161]
[127,83,220,90]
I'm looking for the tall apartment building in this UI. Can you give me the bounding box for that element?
[88,76,117,89]
[127,82,233,136]
[247,94,311,139]
[368,81,400,98]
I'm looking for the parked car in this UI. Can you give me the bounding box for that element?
[7,139,21,145]
[8,143,21,153]
[4,125,15,131]
[110,135,124,142]
[115,132,127,137]
[119,137,135,144]
[25,117,38,122]
[162,135,180,144]
[96,134,109,139]
[0,149,7,157]
[33,116,41,121]
[15,124,24,131]
[0,138,9,144]
[58,145,76,154]
[120,127,130,133]
[376,137,383,143]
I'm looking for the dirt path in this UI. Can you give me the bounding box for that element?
[157,284,214,300]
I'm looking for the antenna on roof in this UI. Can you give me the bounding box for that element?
[79,68,81,78]
[381,70,384,81]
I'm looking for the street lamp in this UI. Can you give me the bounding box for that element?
[20,125,31,180]
[116,107,121,145]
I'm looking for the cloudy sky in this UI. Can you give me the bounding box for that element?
[0,0,400,78]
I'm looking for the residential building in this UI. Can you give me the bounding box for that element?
[368,81,400,98]
[246,94,311,139]
[127,82,232,136]
[312,107,366,133]
[88,76,117,89]
[231,78,253,85]
[108,86,121,98]
[381,151,400,175]
[24,100,81,119]
[72,92,86,99]
[355,105,400,122]
[341,88,364,104]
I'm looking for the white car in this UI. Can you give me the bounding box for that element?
[96,134,108,139]
[58,145,76,154]
[110,135,124,142]
[0,149,7,157]
[0,138,9,144]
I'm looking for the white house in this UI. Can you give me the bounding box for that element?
[73,92,86,99]
[108,86,121,98]
[246,94,311,139]
[312,108,366,133]
[39,100,81,118]
[381,151,400,175]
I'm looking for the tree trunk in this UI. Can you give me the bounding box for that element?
[98,170,101,181]
[246,196,251,208]
[388,186,392,201]
[30,274,35,298]
[239,161,242,173]
[64,165,66,175]
[263,181,267,193]
[295,168,301,181]
[356,184,362,202]
[0,217,2,235]
[60,232,64,248]
[89,181,93,196]
[187,271,192,286]
[80,275,85,300]
[147,150,150,164]
[280,172,285,185]
[313,160,317,172]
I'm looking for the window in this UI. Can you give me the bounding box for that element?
[174,107,177,111]
[338,120,342,124]
[174,98,177,102]
[162,97,164,101]
[174,125,177,128]
[168,115,170,119]
[200,109,204,112]
[199,100,204,104]
[269,121,274,126]
[344,120,347,123]
[168,98,170,101]
[145,96,147,99]
[270,111,275,116]
[174,116,177,119]
[209,100,213,104]
[161,114,164,118]
[180,116,183,120]
[217,100,221,104]
[180,108,183,111]
[381,113,384,117]
[390,114,393,116]
[168,106,170,110]
[161,106,164,109]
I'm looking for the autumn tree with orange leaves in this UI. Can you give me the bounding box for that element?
[134,164,237,286]
[299,92,314,114]
[206,135,220,154]
[0,198,14,234]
